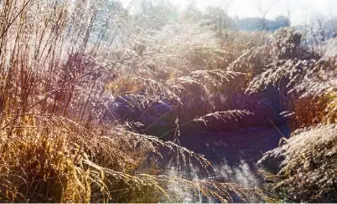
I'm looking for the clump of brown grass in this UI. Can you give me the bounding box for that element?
[234,28,337,202]
[243,28,337,130]
[0,115,100,202]
[258,124,337,202]
[0,114,269,202]
[291,56,337,125]
[104,67,246,134]
[282,95,330,130]
[167,70,243,113]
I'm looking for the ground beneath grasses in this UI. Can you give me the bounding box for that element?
[179,125,290,165]
[178,125,290,187]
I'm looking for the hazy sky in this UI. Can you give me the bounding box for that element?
[123,0,337,25]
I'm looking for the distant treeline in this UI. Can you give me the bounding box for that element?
[234,16,290,31]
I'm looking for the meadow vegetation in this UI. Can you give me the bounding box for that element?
[0,0,336,202]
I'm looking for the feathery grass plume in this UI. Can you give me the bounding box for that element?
[268,28,303,59]
[104,126,212,171]
[246,59,326,130]
[227,45,272,77]
[189,69,241,88]
[112,20,224,79]
[246,59,317,94]
[246,56,336,129]
[244,29,337,129]
[258,124,337,202]
[193,110,254,126]
[106,76,181,104]
[105,68,244,135]
[168,70,243,109]
[244,28,327,94]
[226,37,272,88]
[291,54,337,124]
[229,28,314,87]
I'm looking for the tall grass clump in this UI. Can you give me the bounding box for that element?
[246,28,337,202]
[102,18,260,136]
[258,124,337,202]
[246,28,337,130]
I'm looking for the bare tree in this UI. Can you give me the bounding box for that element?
[255,0,276,30]
[221,0,233,30]
[285,0,292,26]
[204,2,233,32]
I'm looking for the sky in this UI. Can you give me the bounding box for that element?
[123,0,337,25]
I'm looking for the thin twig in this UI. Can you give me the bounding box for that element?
[0,0,32,40]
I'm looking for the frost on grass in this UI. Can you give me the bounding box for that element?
[259,124,337,202]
